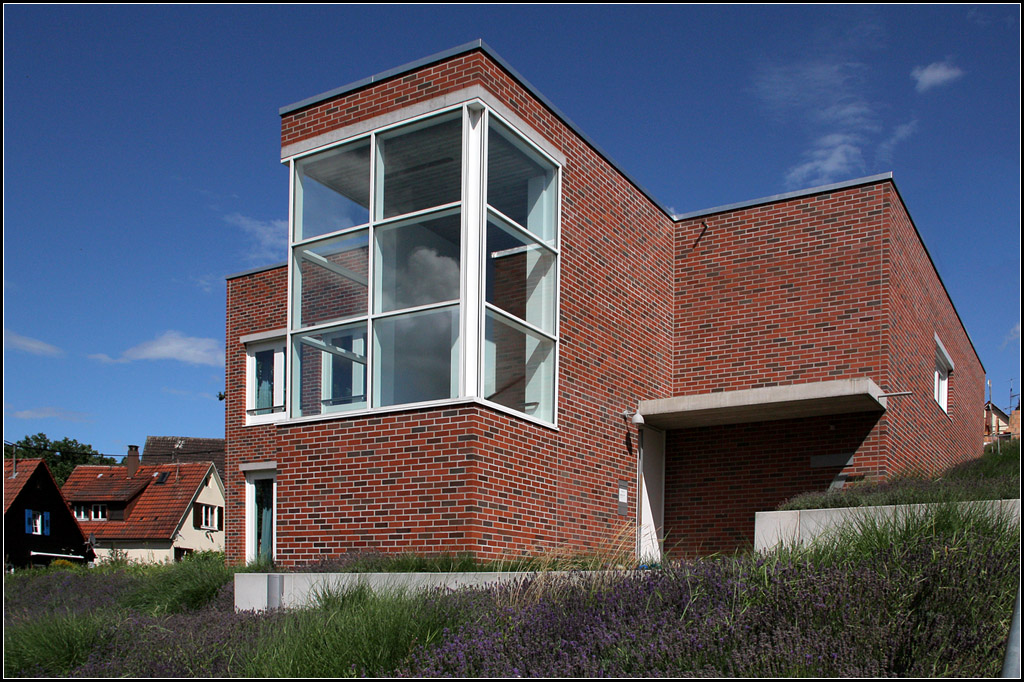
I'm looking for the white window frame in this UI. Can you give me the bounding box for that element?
[91,504,107,521]
[199,504,220,530]
[243,465,277,564]
[283,99,562,428]
[31,510,44,535]
[74,504,88,521]
[243,333,287,425]
[934,334,954,414]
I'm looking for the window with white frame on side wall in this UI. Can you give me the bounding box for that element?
[242,333,287,425]
[933,334,954,414]
[286,101,561,426]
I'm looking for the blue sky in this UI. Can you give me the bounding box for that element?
[4,5,1020,459]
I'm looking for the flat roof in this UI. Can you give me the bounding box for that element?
[672,173,894,221]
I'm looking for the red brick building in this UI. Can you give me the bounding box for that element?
[224,41,984,566]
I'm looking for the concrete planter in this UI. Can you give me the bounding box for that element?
[235,570,562,612]
[754,498,1020,552]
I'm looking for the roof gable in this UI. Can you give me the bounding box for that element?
[65,462,220,542]
[4,458,47,514]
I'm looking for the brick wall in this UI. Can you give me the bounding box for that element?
[881,184,985,474]
[225,265,287,563]
[662,411,883,557]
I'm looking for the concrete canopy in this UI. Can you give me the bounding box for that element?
[638,378,887,430]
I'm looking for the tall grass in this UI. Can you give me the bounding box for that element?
[118,551,232,615]
[244,583,480,677]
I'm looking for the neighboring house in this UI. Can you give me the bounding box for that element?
[142,436,226,482]
[62,448,225,563]
[4,458,92,567]
[224,41,984,567]
[984,401,1011,444]
[1009,405,1021,440]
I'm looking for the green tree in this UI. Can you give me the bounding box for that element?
[3,433,117,486]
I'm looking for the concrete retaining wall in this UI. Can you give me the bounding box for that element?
[754,498,1020,552]
[236,570,553,612]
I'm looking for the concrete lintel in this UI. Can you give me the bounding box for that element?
[638,378,887,430]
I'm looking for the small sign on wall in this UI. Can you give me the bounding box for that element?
[618,480,628,515]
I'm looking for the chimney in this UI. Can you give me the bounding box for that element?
[126,445,140,478]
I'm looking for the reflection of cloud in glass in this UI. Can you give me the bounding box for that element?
[397,246,460,308]
[379,308,458,405]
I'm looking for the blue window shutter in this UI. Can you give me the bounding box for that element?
[43,512,51,536]
[25,509,34,534]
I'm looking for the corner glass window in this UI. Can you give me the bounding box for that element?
[287,105,559,425]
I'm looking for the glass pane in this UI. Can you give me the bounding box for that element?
[295,230,368,327]
[375,211,461,313]
[486,216,556,334]
[487,120,556,243]
[295,140,371,241]
[254,479,274,562]
[294,324,367,417]
[374,306,459,407]
[253,349,276,414]
[484,311,555,423]
[378,115,462,219]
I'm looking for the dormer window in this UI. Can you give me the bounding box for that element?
[287,103,560,425]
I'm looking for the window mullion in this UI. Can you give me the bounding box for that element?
[463,104,485,400]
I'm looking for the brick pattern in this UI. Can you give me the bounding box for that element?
[673,185,887,395]
[662,412,883,557]
[880,185,985,475]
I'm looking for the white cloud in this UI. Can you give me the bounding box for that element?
[754,59,878,188]
[1002,322,1020,350]
[91,331,224,367]
[785,133,866,188]
[4,329,65,357]
[225,213,287,264]
[876,120,920,165]
[10,406,91,422]
[911,60,965,92]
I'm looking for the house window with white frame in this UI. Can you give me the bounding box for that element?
[91,504,107,521]
[244,337,286,424]
[195,503,222,531]
[74,504,88,521]
[934,334,954,414]
[287,103,560,425]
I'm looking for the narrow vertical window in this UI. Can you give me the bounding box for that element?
[934,334,954,414]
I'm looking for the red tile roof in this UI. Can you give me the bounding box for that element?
[62,462,219,542]
[4,458,47,514]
